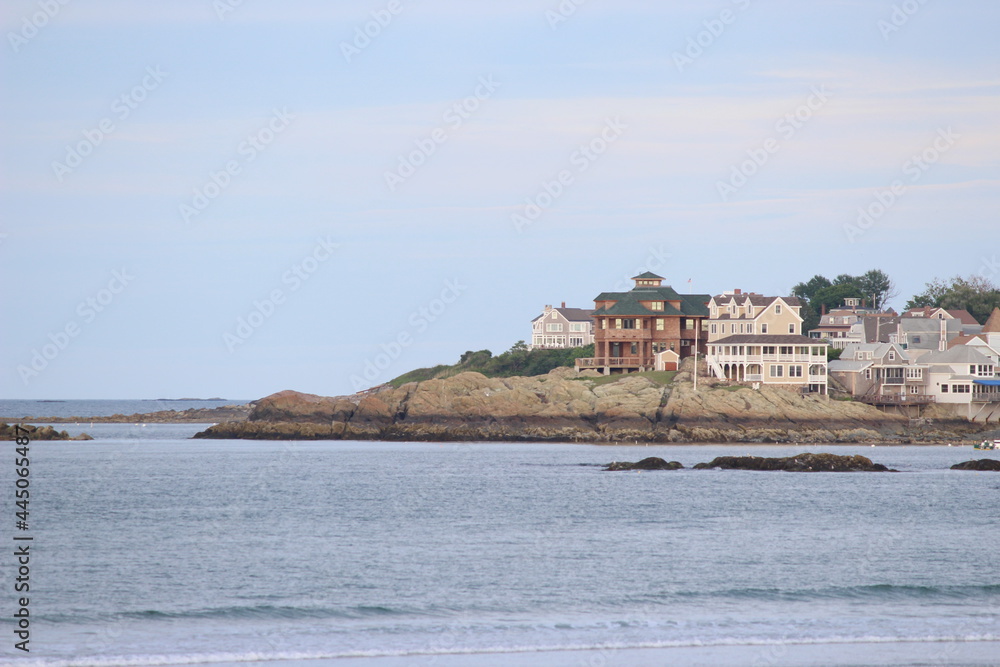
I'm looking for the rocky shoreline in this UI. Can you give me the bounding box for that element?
[2,404,253,424]
[192,363,999,444]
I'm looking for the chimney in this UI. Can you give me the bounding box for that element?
[561,301,566,308]
[734,288,742,295]
[822,304,827,316]
[544,304,552,313]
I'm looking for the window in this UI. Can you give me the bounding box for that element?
[775,305,782,315]
[910,385,921,394]
[941,384,949,393]
[761,323,768,334]
[865,369,872,380]
[779,346,793,355]
[546,323,563,332]
[770,365,784,378]
[656,319,665,331]
[711,323,717,334]
[600,319,606,329]
[912,336,921,344]
[551,312,558,319]
[685,320,695,330]
[748,323,754,334]
[622,319,636,329]
[970,365,976,375]
[570,323,587,332]
[788,324,795,334]
[789,366,803,377]
[615,319,622,329]
[650,301,664,311]
[739,324,745,334]
[888,351,895,361]
[953,384,970,394]
[569,337,584,346]
[762,346,776,355]
[906,368,923,379]
[630,343,638,355]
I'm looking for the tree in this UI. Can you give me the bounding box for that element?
[906,275,1000,324]
[791,275,832,333]
[856,269,899,311]
[811,283,864,317]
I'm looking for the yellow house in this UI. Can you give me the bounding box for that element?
[705,290,829,394]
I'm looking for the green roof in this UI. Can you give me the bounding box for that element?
[592,286,709,317]
[632,271,664,280]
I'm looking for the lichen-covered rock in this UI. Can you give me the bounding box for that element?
[193,369,976,443]
[693,452,893,472]
[950,459,1000,471]
[604,457,683,471]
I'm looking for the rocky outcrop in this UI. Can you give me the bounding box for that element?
[604,457,683,471]
[193,366,990,443]
[693,452,894,472]
[951,459,1000,471]
[1,423,92,441]
[6,404,252,424]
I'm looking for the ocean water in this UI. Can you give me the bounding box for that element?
[2,424,1000,666]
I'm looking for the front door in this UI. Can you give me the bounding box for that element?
[611,342,621,358]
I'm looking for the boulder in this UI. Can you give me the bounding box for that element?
[693,452,893,472]
[604,457,683,471]
[950,459,1000,471]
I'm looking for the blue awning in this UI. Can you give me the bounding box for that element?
[973,379,1000,386]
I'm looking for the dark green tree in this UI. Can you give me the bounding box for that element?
[906,275,1000,324]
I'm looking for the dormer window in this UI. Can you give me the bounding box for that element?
[650,301,664,311]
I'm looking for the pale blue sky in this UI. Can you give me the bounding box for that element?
[2,0,998,399]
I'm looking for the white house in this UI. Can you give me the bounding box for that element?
[530,303,594,350]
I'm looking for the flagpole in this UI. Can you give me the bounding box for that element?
[690,278,698,392]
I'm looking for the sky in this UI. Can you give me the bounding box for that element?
[1,0,998,400]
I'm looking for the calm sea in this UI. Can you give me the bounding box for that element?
[1,419,999,666]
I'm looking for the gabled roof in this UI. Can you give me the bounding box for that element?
[632,271,664,281]
[593,286,709,317]
[841,342,909,362]
[920,346,995,365]
[903,306,979,325]
[828,359,872,373]
[983,307,1000,333]
[531,307,594,323]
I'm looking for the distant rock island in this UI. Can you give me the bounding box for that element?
[193,362,997,444]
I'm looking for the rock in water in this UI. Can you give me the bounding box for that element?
[692,452,893,472]
[951,459,1000,471]
[604,457,683,471]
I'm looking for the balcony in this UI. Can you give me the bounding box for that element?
[858,394,936,406]
[972,390,1000,403]
[599,328,653,341]
[882,377,905,385]
[808,374,827,383]
[575,357,653,369]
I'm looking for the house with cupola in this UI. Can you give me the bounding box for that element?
[575,272,710,375]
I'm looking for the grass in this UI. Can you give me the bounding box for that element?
[575,370,677,387]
